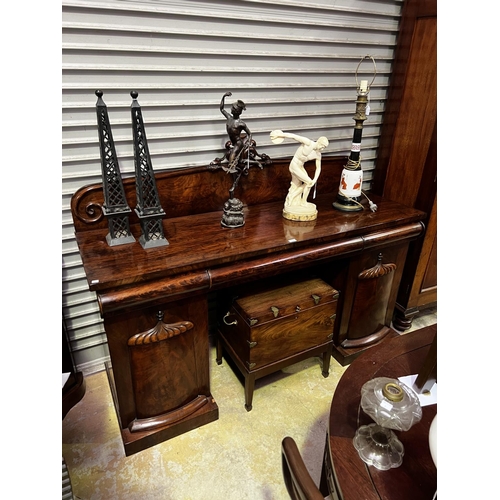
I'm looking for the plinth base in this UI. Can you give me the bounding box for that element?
[332,327,398,366]
[139,234,169,249]
[105,361,219,456]
[121,398,219,456]
[283,203,318,221]
[106,233,136,247]
[221,198,245,228]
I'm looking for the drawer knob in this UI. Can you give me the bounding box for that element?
[312,294,321,305]
[223,311,238,326]
[271,306,280,318]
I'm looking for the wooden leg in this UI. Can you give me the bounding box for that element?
[414,333,437,393]
[244,373,255,411]
[216,333,223,365]
[319,436,329,496]
[392,305,419,332]
[321,351,331,378]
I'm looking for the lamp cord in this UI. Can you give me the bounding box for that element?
[341,190,378,212]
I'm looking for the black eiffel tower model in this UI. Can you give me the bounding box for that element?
[130,91,169,249]
[95,90,135,246]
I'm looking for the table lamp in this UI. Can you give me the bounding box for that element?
[353,377,422,470]
[333,55,378,213]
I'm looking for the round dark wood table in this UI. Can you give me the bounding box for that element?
[321,325,437,500]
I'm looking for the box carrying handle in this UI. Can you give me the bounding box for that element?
[223,311,238,326]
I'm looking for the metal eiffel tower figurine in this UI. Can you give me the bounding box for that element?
[130,91,169,249]
[95,90,135,246]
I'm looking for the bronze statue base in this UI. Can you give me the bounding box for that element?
[221,198,245,228]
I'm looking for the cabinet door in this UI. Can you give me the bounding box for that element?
[331,243,409,365]
[103,293,218,455]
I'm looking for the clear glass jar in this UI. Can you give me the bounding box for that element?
[360,377,422,431]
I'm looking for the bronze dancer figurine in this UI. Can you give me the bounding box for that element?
[209,92,271,227]
[220,91,252,173]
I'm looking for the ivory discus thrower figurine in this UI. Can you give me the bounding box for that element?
[270,130,329,221]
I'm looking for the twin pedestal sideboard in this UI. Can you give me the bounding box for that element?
[71,156,425,455]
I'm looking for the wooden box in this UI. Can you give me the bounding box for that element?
[216,278,339,410]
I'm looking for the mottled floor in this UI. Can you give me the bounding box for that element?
[62,309,437,500]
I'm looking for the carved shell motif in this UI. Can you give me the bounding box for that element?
[358,253,396,280]
[128,311,194,345]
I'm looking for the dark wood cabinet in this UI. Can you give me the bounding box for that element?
[71,156,425,454]
[372,0,437,330]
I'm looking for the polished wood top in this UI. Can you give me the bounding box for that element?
[74,192,424,293]
[327,325,437,500]
[71,157,425,294]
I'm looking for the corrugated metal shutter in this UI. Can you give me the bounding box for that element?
[62,0,403,374]
[62,457,75,500]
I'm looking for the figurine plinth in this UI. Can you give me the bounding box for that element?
[282,203,318,222]
[221,198,245,228]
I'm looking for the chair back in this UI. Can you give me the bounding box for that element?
[282,437,326,500]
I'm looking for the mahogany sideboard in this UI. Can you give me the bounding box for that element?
[70,156,426,455]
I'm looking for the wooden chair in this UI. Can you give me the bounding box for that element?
[281,437,326,500]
